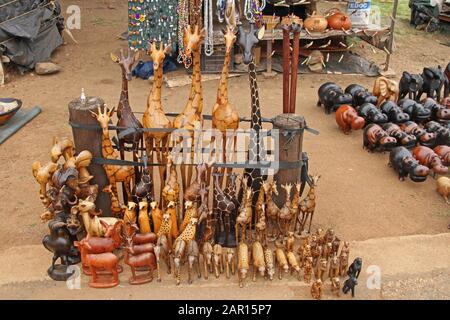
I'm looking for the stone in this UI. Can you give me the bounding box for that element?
[35,62,61,75]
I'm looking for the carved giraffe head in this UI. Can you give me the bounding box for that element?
[90,105,115,136]
[110,48,139,81]
[222,26,236,55]
[148,41,172,72]
[183,25,205,61]
[237,22,265,65]
[309,174,321,187]
[127,201,137,211]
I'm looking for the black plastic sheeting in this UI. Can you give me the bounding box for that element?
[0,0,64,71]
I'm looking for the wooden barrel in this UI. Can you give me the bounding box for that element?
[68,96,111,216]
[272,113,305,208]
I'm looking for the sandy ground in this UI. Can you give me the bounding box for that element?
[0,1,449,299]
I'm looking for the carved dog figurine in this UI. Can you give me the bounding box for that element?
[335,105,365,134]
[363,124,397,152]
[317,82,353,114]
[436,176,450,204]
[412,146,448,175]
[399,71,423,101]
[389,146,430,182]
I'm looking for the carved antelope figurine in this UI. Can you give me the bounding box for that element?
[201,242,213,279]
[298,174,321,234]
[225,248,236,279]
[213,244,224,278]
[263,181,281,241]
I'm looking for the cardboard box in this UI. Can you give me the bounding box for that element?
[311,0,349,15]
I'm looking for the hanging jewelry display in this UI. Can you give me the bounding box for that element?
[251,0,266,24]
[216,0,226,22]
[204,0,214,56]
[177,0,190,63]
[128,0,148,50]
[244,0,253,21]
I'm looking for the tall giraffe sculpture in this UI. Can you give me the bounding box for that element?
[213,173,236,247]
[211,26,240,187]
[90,106,135,200]
[174,25,205,193]
[143,41,173,202]
[110,48,142,164]
[237,22,267,211]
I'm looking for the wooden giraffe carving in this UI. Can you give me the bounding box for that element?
[143,42,173,200]
[90,106,135,199]
[237,22,267,209]
[174,25,205,193]
[298,174,321,234]
[102,185,126,218]
[110,48,142,162]
[212,27,240,186]
[213,173,236,247]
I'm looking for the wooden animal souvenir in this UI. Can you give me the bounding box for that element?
[155,231,172,282]
[166,201,179,240]
[162,154,180,215]
[382,123,417,149]
[236,21,267,209]
[434,145,450,166]
[223,172,240,218]
[398,99,431,122]
[315,258,328,282]
[412,146,448,175]
[303,256,313,284]
[123,233,156,284]
[110,49,143,161]
[85,251,120,288]
[289,182,300,231]
[343,276,358,297]
[150,201,162,234]
[263,181,281,241]
[363,124,397,152]
[32,161,58,207]
[418,66,448,101]
[133,155,154,203]
[331,277,341,297]
[278,184,293,242]
[264,249,275,281]
[213,173,237,247]
[401,121,436,147]
[197,185,211,242]
[348,257,362,279]
[380,101,410,124]
[181,200,198,233]
[286,251,301,280]
[75,196,117,237]
[251,241,266,281]
[225,248,236,279]
[212,26,240,182]
[274,248,289,280]
[389,146,430,182]
[345,84,378,107]
[90,106,135,199]
[183,239,202,284]
[124,201,137,236]
[298,174,321,234]
[373,77,399,107]
[237,241,249,288]
[64,150,97,200]
[143,42,173,191]
[317,82,353,114]
[102,185,126,218]
[357,103,388,124]
[255,203,267,246]
[329,254,340,279]
[285,231,295,254]
[436,176,450,204]
[201,242,213,279]
[50,137,75,163]
[138,201,151,234]
[339,252,349,276]
[399,71,424,101]
[335,105,365,134]
[311,279,323,300]
[212,244,224,278]
[421,98,450,122]
[184,162,208,203]
[236,189,253,243]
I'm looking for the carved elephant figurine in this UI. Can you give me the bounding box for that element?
[373,77,399,107]
[418,66,448,102]
[399,71,423,101]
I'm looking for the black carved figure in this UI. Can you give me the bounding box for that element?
[424,121,450,146]
[342,276,358,298]
[380,101,410,123]
[421,98,450,121]
[345,84,378,107]
[382,123,417,149]
[398,99,431,122]
[389,146,430,182]
[399,71,423,101]
[317,82,353,114]
[357,103,388,124]
[347,257,362,279]
[445,62,449,98]
[418,66,448,102]
[132,154,154,203]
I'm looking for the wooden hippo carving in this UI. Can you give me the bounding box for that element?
[398,99,431,122]
[357,103,388,124]
[317,82,353,114]
[424,121,450,146]
[335,105,365,134]
[389,146,429,182]
[400,121,436,147]
[382,123,417,149]
[345,84,377,107]
[363,124,397,152]
[421,98,450,121]
[412,146,448,175]
[434,145,450,166]
[380,101,410,124]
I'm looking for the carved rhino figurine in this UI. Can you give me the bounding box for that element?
[317,82,353,114]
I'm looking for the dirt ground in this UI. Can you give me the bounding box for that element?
[0,1,449,299]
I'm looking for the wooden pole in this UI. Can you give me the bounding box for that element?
[68,96,112,216]
[272,114,305,208]
[289,29,300,114]
[282,26,291,114]
[384,0,398,71]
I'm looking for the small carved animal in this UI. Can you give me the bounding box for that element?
[274,248,289,280]
[401,121,436,147]
[310,279,322,300]
[343,276,358,297]
[303,256,313,283]
[418,66,447,101]
[124,237,156,285]
[412,146,448,175]
[345,84,377,107]
[363,124,397,152]
[154,234,171,282]
[138,201,151,234]
[373,76,399,107]
[225,248,236,279]
[251,241,266,281]
[186,240,201,284]
[331,277,341,297]
[85,252,120,288]
[389,146,430,182]
[329,254,340,279]
[315,258,328,282]
[339,252,349,276]
[399,71,423,100]
[264,249,275,281]
[398,99,431,122]
[380,101,410,124]
[317,82,353,114]
[212,244,224,278]
[347,257,362,279]
[436,176,450,204]
[357,103,388,124]
[422,98,450,121]
[335,105,365,134]
[238,242,249,288]
[286,251,301,280]
[150,201,162,235]
[382,123,417,149]
[201,242,213,279]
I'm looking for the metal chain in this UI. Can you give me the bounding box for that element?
[204,0,214,56]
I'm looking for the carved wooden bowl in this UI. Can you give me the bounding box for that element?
[0,98,22,126]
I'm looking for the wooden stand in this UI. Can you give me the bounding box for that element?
[68,96,111,216]
[272,114,305,208]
